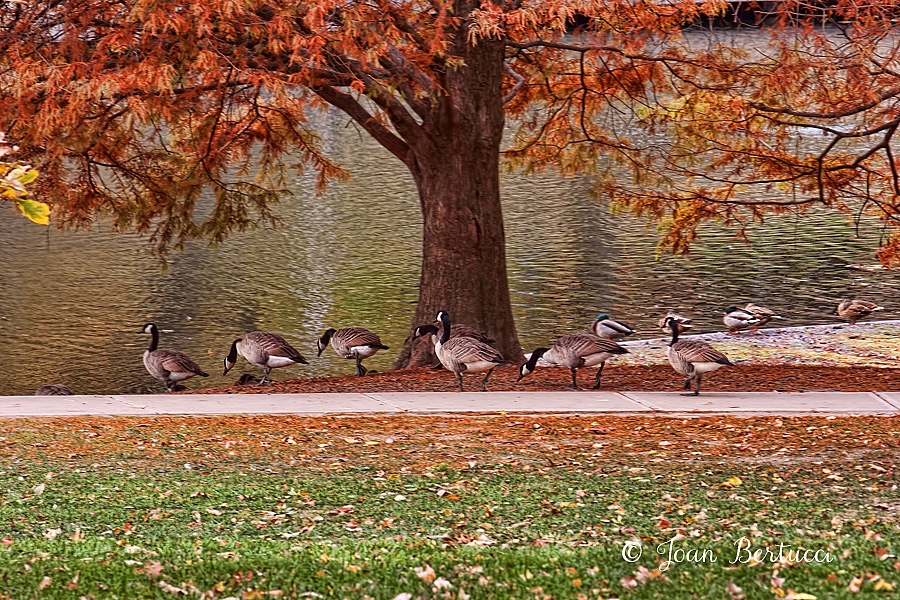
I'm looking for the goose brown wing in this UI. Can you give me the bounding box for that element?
[671,340,730,365]
[448,323,495,344]
[246,331,305,360]
[155,349,208,376]
[338,326,385,347]
[441,337,504,363]
[557,333,626,356]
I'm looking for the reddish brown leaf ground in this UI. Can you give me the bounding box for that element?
[2,413,898,475]
[183,364,900,395]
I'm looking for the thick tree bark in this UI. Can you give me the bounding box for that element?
[391,36,524,369]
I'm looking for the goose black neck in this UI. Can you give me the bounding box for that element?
[525,348,547,370]
[147,327,159,352]
[438,314,451,345]
[416,325,438,339]
[667,319,680,346]
[226,339,239,363]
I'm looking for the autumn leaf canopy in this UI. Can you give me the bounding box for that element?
[3,1,900,261]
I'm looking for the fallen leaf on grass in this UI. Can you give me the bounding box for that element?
[433,577,452,589]
[415,564,436,583]
[137,561,164,577]
[158,580,188,595]
[726,580,745,600]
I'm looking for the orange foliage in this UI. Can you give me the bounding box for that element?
[2,1,900,261]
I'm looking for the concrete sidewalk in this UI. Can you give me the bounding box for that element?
[1,391,899,417]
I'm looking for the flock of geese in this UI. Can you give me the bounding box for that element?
[33,298,885,397]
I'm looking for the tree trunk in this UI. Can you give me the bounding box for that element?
[391,37,524,369]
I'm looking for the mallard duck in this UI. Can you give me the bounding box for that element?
[743,303,784,331]
[434,311,507,391]
[591,314,635,340]
[317,326,389,376]
[657,312,693,335]
[836,299,884,324]
[723,306,761,333]
[518,332,629,390]
[140,323,209,392]
[224,331,308,384]
[663,316,733,396]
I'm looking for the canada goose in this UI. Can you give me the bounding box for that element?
[434,311,507,391]
[837,299,884,324]
[223,331,308,384]
[658,312,693,334]
[664,316,732,396]
[140,323,209,392]
[413,323,496,369]
[419,322,495,345]
[316,326,389,376]
[35,384,73,396]
[743,303,784,331]
[591,314,635,340]
[723,306,761,333]
[518,332,629,389]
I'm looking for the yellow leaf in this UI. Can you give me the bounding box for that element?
[15,168,38,185]
[873,580,893,591]
[14,198,50,224]
[791,593,818,599]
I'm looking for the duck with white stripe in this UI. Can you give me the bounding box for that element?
[743,303,784,331]
[141,323,209,392]
[223,331,308,384]
[664,316,733,396]
[317,326,389,376]
[434,311,507,391]
[591,314,635,340]
[723,306,761,333]
[518,332,629,389]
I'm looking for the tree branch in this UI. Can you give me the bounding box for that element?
[503,62,525,104]
[311,84,410,164]
[750,85,900,120]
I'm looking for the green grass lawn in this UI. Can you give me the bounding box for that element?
[0,414,897,599]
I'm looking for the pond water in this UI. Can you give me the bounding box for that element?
[3,113,898,396]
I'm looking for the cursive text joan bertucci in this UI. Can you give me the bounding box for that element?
[623,536,836,571]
